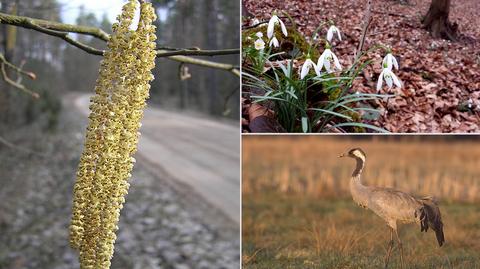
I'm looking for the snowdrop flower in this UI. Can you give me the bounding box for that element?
[252,18,260,25]
[269,36,279,47]
[300,58,320,79]
[317,48,342,73]
[267,13,288,39]
[377,67,402,91]
[326,25,341,42]
[254,38,265,50]
[255,32,263,38]
[382,53,399,70]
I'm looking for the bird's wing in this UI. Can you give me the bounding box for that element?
[367,187,422,223]
[419,197,445,247]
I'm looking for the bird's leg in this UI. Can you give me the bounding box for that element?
[394,229,405,269]
[383,228,394,269]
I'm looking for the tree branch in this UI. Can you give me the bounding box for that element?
[0,12,240,76]
[23,18,105,55]
[156,48,240,57]
[0,12,109,41]
[167,55,240,76]
[1,60,39,98]
[0,54,36,79]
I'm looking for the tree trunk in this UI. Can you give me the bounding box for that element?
[205,0,218,116]
[422,0,458,40]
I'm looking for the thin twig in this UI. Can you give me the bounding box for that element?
[166,55,240,77]
[222,86,239,115]
[0,12,240,76]
[0,54,36,79]
[156,48,240,57]
[1,62,39,98]
[355,0,372,62]
[0,135,46,157]
[372,10,410,18]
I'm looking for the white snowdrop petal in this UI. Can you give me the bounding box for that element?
[391,72,402,88]
[317,53,326,71]
[279,19,288,37]
[392,55,399,70]
[300,61,310,79]
[331,52,342,70]
[377,70,385,92]
[269,36,279,47]
[313,63,321,77]
[254,39,265,50]
[327,28,333,42]
[324,60,331,73]
[267,16,276,39]
[385,72,393,88]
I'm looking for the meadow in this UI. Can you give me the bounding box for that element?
[242,136,480,268]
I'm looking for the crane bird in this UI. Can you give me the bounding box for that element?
[339,148,444,269]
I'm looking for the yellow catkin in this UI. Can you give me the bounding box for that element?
[69,0,157,268]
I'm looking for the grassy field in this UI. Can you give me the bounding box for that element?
[242,136,480,268]
[243,136,480,202]
[243,193,480,269]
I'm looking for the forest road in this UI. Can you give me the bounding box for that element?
[70,93,240,223]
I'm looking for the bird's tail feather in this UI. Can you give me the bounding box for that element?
[418,196,444,247]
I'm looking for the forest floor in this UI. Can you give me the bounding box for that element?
[0,96,239,269]
[243,0,480,132]
[243,192,480,269]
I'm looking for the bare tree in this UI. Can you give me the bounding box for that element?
[422,0,458,40]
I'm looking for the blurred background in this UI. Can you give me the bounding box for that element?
[0,0,240,268]
[243,136,480,268]
[0,0,239,125]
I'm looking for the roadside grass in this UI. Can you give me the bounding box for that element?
[242,192,480,269]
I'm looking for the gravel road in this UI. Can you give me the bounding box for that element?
[0,93,240,269]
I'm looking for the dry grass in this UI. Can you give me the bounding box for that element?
[242,136,480,268]
[243,136,480,202]
[242,193,480,269]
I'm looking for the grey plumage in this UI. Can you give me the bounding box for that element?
[340,148,444,268]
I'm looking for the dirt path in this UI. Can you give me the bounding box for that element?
[72,93,240,223]
[0,94,240,269]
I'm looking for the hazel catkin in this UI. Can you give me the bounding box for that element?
[69,0,157,268]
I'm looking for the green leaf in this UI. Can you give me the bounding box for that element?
[329,122,389,133]
[301,117,308,133]
[308,108,352,120]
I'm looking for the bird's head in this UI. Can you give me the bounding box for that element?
[338,148,366,161]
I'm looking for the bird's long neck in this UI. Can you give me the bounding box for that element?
[352,157,365,179]
[350,156,369,207]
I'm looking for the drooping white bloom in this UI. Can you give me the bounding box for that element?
[269,36,279,47]
[300,58,320,79]
[317,48,342,73]
[255,32,263,38]
[267,14,288,39]
[377,68,402,91]
[254,38,265,50]
[382,53,399,70]
[326,25,341,42]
